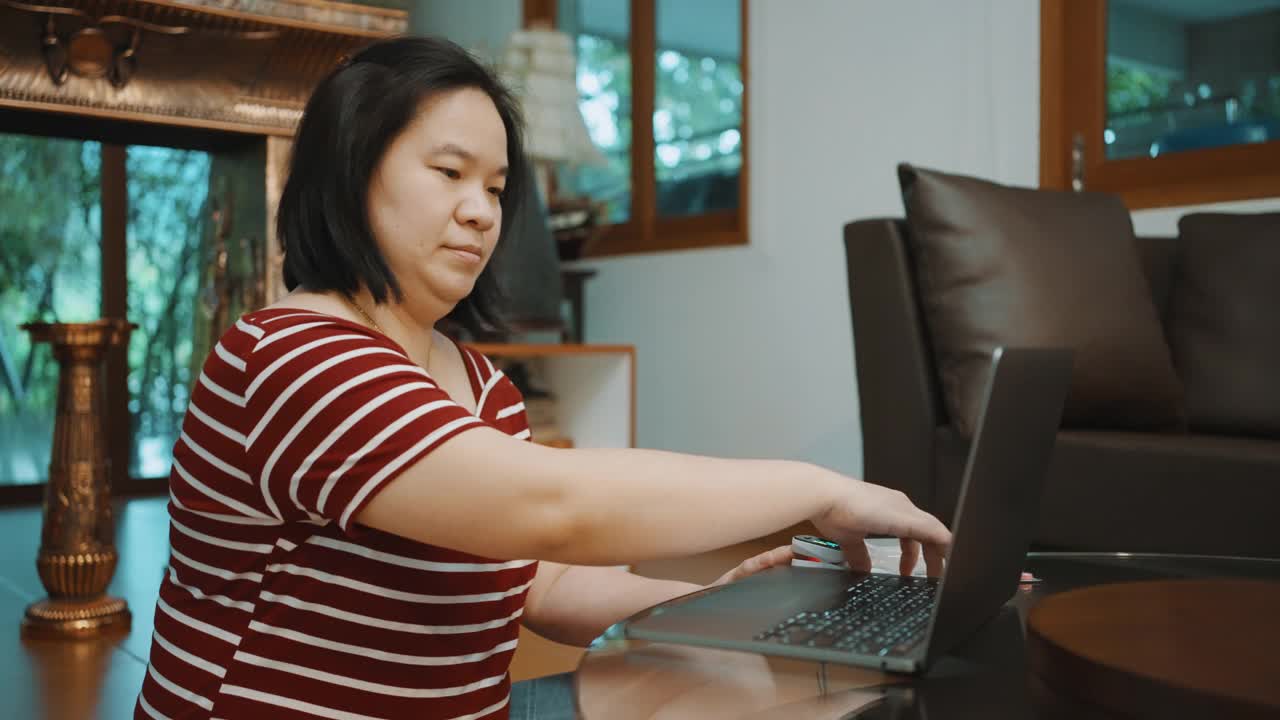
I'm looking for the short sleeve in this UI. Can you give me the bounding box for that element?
[242,319,482,534]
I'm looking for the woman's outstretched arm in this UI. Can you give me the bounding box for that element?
[357,426,949,569]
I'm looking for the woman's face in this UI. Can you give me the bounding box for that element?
[366,87,509,312]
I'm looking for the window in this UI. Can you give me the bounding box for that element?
[125,146,213,479]
[566,21,634,224]
[1041,0,1280,208]
[530,0,748,255]
[0,129,220,500]
[0,135,103,489]
[653,32,744,219]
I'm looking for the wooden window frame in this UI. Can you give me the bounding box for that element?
[524,0,750,257]
[1040,0,1280,209]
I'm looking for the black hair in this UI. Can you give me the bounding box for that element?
[277,35,526,334]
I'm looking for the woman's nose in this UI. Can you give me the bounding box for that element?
[456,187,498,231]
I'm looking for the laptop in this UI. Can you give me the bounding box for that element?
[625,347,1073,674]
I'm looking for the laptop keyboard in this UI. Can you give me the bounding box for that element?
[752,574,939,657]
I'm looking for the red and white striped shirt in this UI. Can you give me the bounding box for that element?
[135,308,536,720]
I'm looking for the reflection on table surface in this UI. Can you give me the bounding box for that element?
[576,606,1034,720]
[574,552,1280,719]
[576,637,890,719]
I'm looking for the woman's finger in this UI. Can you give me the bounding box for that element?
[844,539,871,572]
[764,545,794,568]
[923,541,947,578]
[713,546,794,587]
[898,538,920,576]
[747,546,793,575]
[907,510,952,549]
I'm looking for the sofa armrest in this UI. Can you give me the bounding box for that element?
[843,218,943,512]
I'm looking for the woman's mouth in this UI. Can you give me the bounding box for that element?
[443,244,483,263]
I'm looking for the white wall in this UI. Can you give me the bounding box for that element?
[573,0,1041,476]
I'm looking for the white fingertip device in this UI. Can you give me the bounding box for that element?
[791,535,846,566]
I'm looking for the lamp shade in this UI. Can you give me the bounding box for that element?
[499,27,606,168]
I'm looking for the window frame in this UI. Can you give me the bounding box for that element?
[1040,0,1280,208]
[525,0,750,256]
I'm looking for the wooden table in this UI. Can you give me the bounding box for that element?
[573,552,1280,719]
[1027,579,1280,719]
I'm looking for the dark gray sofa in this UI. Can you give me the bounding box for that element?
[843,217,1280,558]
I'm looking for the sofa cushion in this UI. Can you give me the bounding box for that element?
[932,427,1280,557]
[1042,430,1280,557]
[1169,212,1280,438]
[898,164,1185,437]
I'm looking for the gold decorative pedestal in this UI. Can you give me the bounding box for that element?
[20,320,134,639]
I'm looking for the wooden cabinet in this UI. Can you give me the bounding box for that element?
[469,344,635,449]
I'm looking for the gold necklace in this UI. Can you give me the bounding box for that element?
[345,295,383,334]
[344,295,432,368]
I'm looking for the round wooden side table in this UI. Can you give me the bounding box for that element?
[1026,579,1280,719]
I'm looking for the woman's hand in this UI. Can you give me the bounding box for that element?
[812,478,951,577]
[706,545,794,588]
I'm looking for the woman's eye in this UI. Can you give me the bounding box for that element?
[435,167,461,180]
[488,187,505,198]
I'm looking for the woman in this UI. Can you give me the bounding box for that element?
[135,36,949,720]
